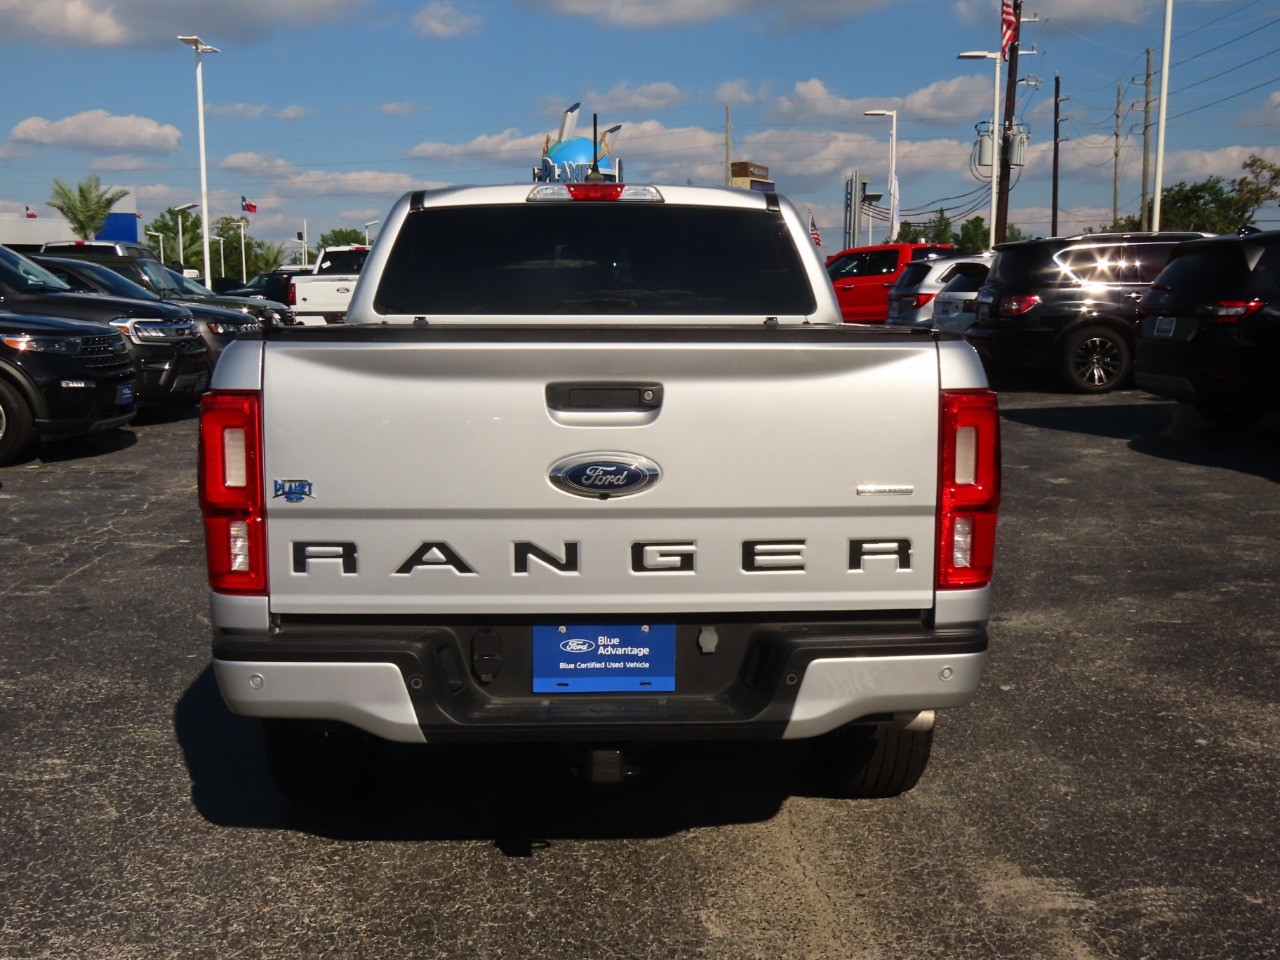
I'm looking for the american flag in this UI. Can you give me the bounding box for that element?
[808,209,822,246]
[1001,0,1018,61]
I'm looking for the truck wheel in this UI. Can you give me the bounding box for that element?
[0,380,36,467]
[812,723,933,799]
[262,719,384,800]
[1059,325,1130,393]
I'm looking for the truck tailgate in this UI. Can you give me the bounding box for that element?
[260,329,940,616]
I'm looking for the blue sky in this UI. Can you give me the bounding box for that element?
[1,0,1277,252]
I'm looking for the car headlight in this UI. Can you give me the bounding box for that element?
[0,334,83,354]
[112,318,201,343]
[206,320,261,335]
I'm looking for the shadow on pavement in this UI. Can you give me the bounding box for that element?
[175,667,810,849]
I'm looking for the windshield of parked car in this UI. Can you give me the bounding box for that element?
[938,267,989,295]
[167,269,218,296]
[132,258,182,295]
[0,246,73,292]
[315,250,368,275]
[374,204,816,316]
[37,257,160,301]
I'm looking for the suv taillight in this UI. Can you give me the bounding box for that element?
[937,390,1001,589]
[1213,299,1263,322]
[999,295,1041,317]
[199,390,267,594]
[287,281,297,307]
[914,293,937,310]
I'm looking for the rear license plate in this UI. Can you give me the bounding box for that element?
[533,623,676,693]
[1154,315,1176,337]
[117,381,134,405]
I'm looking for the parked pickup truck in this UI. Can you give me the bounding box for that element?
[287,245,369,325]
[199,183,1001,800]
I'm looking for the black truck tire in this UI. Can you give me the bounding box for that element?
[0,379,36,467]
[812,722,934,799]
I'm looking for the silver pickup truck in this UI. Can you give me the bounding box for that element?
[199,183,1001,799]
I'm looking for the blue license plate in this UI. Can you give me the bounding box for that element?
[533,623,676,693]
[117,381,134,405]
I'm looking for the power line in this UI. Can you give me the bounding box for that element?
[1168,72,1280,120]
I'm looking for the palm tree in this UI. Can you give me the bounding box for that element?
[48,175,130,240]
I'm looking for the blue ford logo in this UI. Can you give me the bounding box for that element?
[560,638,596,653]
[549,452,661,499]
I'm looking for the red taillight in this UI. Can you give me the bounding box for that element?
[566,183,626,201]
[914,293,937,310]
[1213,299,1263,322]
[199,390,267,594]
[999,295,1041,317]
[937,390,1001,589]
[287,281,297,306]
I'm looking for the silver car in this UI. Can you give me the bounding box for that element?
[886,254,991,327]
[932,260,992,334]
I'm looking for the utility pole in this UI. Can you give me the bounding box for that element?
[994,0,1022,244]
[1052,74,1062,236]
[1113,84,1122,227]
[724,106,731,186]
[1141,48,1153,230]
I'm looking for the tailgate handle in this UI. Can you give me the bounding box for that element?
[546,382,663,411]
[545,382,663,427]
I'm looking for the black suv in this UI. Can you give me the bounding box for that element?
[0,245,209,403]
[1136,230,1280,424]
[32,255,261,364]
[965,232,1209,392]
[0,310,136,465]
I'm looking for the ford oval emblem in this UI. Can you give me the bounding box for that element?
[560,638,596,653]
[549,452,661,499]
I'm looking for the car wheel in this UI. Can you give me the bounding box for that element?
[262,718,385,800]
[0,380,36,467]
[811,722,933,799]
[1059,325,1131,393]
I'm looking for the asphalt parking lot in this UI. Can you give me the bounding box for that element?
[1,383,1278,960]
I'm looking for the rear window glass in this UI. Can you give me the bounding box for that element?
[315,250,368,275]
[1155,246,1252,297]
[374,204,816,316]
[939,268,988,294]
[827,249,899,279]
[1057,244,1176,284]
[894,262,933,290]
[987,244,1054,283]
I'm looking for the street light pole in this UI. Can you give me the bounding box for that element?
[958,52,1002,249]
[212,236,225,279]
[364,220,380,245]
[1152,0,1173,231]
[863,109,898,241]
[236,219,247,283]
[174,202,197,268]
[179,35,220,288]
[146,230,165,265]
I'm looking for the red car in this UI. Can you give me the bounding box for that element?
[825,242,955,322]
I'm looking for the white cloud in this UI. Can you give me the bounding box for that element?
[412,2,481,38]
[586,82,686,114]
[770,76,989,126]
[904,75,990,122]
[519,0,890,28]
[1244,91,1280,130]
[717,80,771,107]
[220,152,301,177]
[381,101,425,116]
[208,104,270,119]
[275,169,441,198]
[11,110,181,153]
[90,155,166,171]
[275,105,312,120]
[410,127,548,162]
[0,0,366,49]
[952,0,1155,29]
